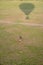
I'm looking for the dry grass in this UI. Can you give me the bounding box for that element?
[0,24,43,65]
[0,0,43,65]
[0,1,43,23]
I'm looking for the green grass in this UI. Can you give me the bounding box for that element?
[0,0,43,23]
[0,0,43,65]
[0,24,43,65]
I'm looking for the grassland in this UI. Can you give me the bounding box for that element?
[0,0,43,23]
[0,23,43,65]
[0,0,43,65]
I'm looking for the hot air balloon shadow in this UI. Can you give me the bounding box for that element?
[19,3,35,19]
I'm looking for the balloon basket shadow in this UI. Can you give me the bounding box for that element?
[26,16,29,19]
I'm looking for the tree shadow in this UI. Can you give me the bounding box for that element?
[19,3,35,19]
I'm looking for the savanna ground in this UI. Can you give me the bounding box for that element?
[0,0,43,65]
